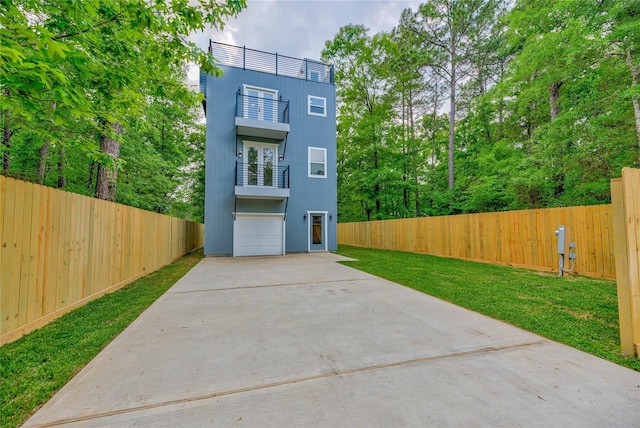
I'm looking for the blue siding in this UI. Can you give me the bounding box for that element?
[204,65,337,255]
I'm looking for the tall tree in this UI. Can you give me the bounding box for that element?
[385,10,434,216]
[413,0,503,189]
[323,25,396,221]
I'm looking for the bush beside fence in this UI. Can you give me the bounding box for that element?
[0,176,204,345]
[338,205,615,279]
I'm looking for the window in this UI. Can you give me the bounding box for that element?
[307,96,326,117]
[308,147,327,178]
[310,71,319,82]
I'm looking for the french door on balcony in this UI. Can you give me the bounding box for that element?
[244,142,277,187]
[244,85,277,122]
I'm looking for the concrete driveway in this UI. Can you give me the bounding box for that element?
[25,253,640,427]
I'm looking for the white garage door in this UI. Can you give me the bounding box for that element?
[233,214,285,256]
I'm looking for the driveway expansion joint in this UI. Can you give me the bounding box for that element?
[167,278,371,294]
[27,340,547,428]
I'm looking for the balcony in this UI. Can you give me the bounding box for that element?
[235,162,290,200]
[235,93,290,140]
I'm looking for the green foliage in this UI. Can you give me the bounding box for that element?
[330,0,639,222]
[0,250,203,428]
[337,245,640,372]
[1,0,244,215]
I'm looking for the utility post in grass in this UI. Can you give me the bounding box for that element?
[611,167,640,358]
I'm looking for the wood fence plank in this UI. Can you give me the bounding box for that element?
[9,180,25,332]
[621,169,640,354]
[77,195,88,299]
[56,191,71,310]
[67,192,79,306]
[592,206,604,277]
[85,198,96,296]
[611,178,634,355]
[16,183,35,325]
[93,199,105,296]
[34,185,48,319]
[1,178,19,334]
[601,205,615,277]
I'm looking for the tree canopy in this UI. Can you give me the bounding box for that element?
[325,0,640,222]
[1,0,245,219]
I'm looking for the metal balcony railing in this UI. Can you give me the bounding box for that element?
[236,93,289,124]
[235,162,290,189]
[211,41,334,85]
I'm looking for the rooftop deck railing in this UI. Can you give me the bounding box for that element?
[210,41,334,85]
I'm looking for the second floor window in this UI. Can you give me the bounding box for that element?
[308,96,326,117]
[308,147,327,178]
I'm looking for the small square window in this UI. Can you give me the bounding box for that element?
[308,96,326,117]
[308,147,327,178]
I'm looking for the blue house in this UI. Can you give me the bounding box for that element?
[200,42,337,256]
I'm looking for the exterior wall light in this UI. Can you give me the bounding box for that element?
[237,150,242,158]
[303,214,307,221]
[329,214,333,221]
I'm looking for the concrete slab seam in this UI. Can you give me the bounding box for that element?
[27,340,547,428]
[167,278,372,294]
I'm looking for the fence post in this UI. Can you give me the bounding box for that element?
[611,167,640,357]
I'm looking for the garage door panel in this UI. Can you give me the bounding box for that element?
[234,214,284,256]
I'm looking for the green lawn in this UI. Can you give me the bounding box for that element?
[0,250,203,428]
[337,245,640,372]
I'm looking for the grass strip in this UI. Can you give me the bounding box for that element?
[0,249,203,428]
[337,245,640,372]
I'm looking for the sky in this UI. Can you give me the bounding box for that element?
[187,0,422,84]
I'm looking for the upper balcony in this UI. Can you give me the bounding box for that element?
[210,41,334,85]
[235,92,290,140]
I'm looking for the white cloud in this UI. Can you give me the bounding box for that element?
[187,0,422,84]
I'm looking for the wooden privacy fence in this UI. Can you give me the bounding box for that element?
[611,168,640,357]
[0,176,204,345]
[339,205,615,278]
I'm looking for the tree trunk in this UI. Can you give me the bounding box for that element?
[549,82,563,120]
[38,102,56,184]
[87,161,95,190]
[2,89,10,172]
[626,49,640,159]
[95,121,122,201]
[57,147,66,188]
[402,84,409,216]
[431,84,439,190]
[38,140,49,184]
[373,148,380,215]
[448,51,456,190]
